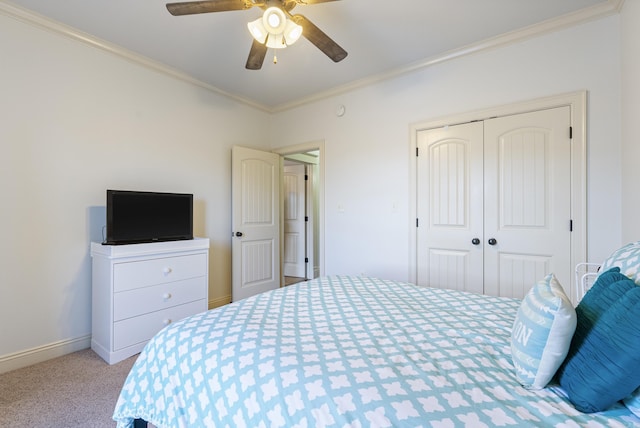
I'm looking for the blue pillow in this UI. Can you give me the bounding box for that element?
[557,284,640,413]
[510,273,576,389]
[558,268,632,366]
[569,268,626,347]
[578,267,625,312]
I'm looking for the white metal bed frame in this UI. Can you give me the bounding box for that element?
[574,262,601,302]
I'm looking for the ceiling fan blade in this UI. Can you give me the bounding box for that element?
[290,14,347,63]
[246,39,268,70]
[284,0,339,11]
[166,0,259,16]
[296,0,340,4]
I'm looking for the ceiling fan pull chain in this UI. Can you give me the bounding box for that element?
[273,53,278,64]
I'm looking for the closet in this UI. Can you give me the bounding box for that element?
[416,106,572,299]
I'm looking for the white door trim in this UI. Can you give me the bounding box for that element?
[409,91,587,300]
[283,163,307,278]
[273,140,326,280]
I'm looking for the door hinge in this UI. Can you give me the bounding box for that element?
[570,219,573,232]
[569,126,573,139]
[305,216,309,222]
[416,218,419,228]
[305,174,308,181]
[305,257,309,263]
[416,147,419,157]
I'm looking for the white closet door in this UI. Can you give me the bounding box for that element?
[416,106,572,298]
[416,121,484,294]
[483,107,572,298]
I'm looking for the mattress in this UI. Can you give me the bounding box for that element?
[113,276,639,427]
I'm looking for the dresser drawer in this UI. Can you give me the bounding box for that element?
[113,299,206,351]
[113,253,207,292]
[113,277,207,321]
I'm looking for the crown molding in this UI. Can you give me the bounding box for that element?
[0,0,271,113]
[1,0,624,114]
[272,0,624,112]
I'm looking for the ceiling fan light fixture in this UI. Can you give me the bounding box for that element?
[265,33,285,49]
[247,18,268,43]
[263,7,286,33]
[283,19,303,45]
[248,6,302,49]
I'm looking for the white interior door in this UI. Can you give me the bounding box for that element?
[483,107,572,298]
[231,146,280,301]
[283,163,306,278]
[416,121,484,294]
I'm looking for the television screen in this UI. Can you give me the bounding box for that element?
[105,190,193,245]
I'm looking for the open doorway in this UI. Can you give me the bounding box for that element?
[283,155,317,285]
[274,142,324,287]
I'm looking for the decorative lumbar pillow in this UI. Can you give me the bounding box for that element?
[600,241,640,284]
[510,273,576,390]
[557,284,640,413]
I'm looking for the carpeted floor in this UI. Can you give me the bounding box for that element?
[0,348,139,427]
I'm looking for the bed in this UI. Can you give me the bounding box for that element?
[113,275,640,427]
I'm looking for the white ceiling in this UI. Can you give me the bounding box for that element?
[2,0,620,111]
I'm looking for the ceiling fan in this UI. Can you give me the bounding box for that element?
[166,0,348,70]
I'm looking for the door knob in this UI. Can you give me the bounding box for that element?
[471,238,480,245]
[234,232,243,237]
[488,238,497,246]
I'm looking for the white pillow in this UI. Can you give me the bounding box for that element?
[623,388,640,418]
[511,273,577,389]
[600,241,640,284]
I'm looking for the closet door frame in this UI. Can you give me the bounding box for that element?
[409,90,587,303]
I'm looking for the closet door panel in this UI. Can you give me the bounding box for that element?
[483,107,572,298]
[416,122,484,294]
[496,253,551,299]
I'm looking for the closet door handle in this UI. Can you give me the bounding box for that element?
[488,238,497,246]
[471,238,480,245]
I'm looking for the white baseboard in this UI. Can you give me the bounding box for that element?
[0,335,91,374]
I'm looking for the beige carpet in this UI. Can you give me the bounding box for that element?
[0,348,139,427]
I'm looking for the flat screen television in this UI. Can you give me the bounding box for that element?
[105,190,193,245]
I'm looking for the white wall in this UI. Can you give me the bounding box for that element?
[621,0,640,242]
[0,12,270,363]
[0,7,630,369]
[270,16,623,280]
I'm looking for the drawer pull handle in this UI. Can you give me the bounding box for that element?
[163,319,172,326]
[162,267,172,276]
[163,293,172,300]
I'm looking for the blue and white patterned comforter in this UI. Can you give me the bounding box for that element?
[113,276,639,427]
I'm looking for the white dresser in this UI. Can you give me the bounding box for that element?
[90,238,209,364]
